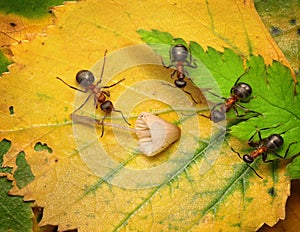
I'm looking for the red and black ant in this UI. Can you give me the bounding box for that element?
[56,50,130,137]
[231,126,297,178]
[162,44,198,103]
[200,69,261,122]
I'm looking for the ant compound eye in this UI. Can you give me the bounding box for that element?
[76,70,95,87]
[211,110,225,123]
[174,79,187,88]
[172,44,188,61]
[100,100,113,114]
[232,83,252,99]
[243,155,254,163]
[266,134,284,150]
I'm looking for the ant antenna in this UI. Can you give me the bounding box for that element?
[96,49,108,85]
[231,147,263,179]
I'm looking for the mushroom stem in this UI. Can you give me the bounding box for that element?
[70,114,136,132]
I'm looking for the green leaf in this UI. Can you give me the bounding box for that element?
[0,141,34,231]
[0,50,12,76]
[0,139,13,174]
[137,29,173,45]
[0,177,33,232]
[137,29,300,176]
[0,0,73,18]
[15,151,35,189]
[229,58,300,160]
[287,156,300,179]
[254,0,300,72]
[34,142,53,153]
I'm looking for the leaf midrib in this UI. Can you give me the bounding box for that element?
[111,131,257,231]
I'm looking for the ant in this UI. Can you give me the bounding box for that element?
[231,126,297,179]
[56,50,131,137]
[199,69,261,123]
[162,44,198,103]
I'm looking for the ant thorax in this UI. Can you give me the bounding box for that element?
[224,97,238,112]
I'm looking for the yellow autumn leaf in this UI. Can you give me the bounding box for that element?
[0,0,295,231]
[0,12,57,64]
[0,14,53,46]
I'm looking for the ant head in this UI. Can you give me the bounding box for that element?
[211,110,225,123]
[100,100,113,114]
[243,154,254,163]
[171,44,188,62]
[266,134,284,150]
[174,79,187,88]
[76,70,95,87]
[231,82,252,99]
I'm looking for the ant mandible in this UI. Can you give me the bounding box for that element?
[200,69,261,123]
[162,44,198,103]
[56,50,131,137]
[231,126,297,178]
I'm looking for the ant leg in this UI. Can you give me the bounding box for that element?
[263,142,297,162]
[263,150,286,163]
[182,89,198,104]
[234,103,251,111]
[183,69,190,77]
[185,47,197,68]
[231,147,263,179]
[232,106,240,118]
[198,102,223,119]
[100,114,107,137]
[252,125,281,141]
[234,103,263,116]
[233,68,250,86]
[198,113,210,119]
[96,50,108,86]
[283,141,298,158]
[161,81,198,103]
[184,59,197,69]
[207,90,227,101]
[72,93,93,114]
[247,128,262,147]
[112,108,131,125]
[170,70,177,79]
[232,105,262,119]
[100,78,125,89]
[232,105,256,118]
[56,77,87,93]
[231,105,258,119]
[161,56,175,69]
[261,153,276,163]
[256,127,264,141]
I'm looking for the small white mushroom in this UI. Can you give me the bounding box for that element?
[71,112,181,157]
[134,112,181,156]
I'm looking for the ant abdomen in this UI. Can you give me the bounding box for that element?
[76,70,95,87]
[211,110,226,123]
[100,100,114,114]
[231,82,252,99]
[266,134,284,150]
[171,44,188,61]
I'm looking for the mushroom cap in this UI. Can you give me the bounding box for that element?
[134,112,181,156]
